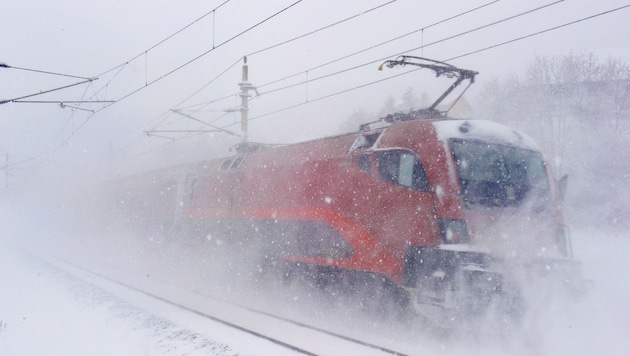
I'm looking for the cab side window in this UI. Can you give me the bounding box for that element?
[356,154,371,174]
[376,150,430,191]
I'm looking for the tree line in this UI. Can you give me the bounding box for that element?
[476,52,630,228]
[342,52,630,228]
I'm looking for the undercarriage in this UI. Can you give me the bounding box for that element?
[403,246,585,326]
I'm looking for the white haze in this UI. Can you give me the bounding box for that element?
[2,67,630,356]
[2,183,630,355]
[2,76,630,354]
[2,1,630,355]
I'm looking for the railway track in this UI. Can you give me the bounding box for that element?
[36,251,413,356]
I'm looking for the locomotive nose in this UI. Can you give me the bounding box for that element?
[463,211,569,260]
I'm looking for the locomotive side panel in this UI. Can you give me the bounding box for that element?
[96,116,583,322]
[104,166,192,236]
[349,150,439,256]
[232,137,406,282]
[188,159,238,220]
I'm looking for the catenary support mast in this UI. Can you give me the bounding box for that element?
[239,56,255,143]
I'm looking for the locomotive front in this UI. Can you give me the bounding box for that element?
[399,119,583,323]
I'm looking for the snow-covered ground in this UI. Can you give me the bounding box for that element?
[0,246,238,356]
[0,205,305,356]
[2,202,630,355]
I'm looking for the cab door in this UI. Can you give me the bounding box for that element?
[369,149,440,251]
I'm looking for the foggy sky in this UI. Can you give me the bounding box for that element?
[1,0,629,186]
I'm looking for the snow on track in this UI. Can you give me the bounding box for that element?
[40,252,405,356]
[0,245,299,356]
[4,199,630,356]
[2,243,410,355]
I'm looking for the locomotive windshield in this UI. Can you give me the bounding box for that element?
[450,138,550,208]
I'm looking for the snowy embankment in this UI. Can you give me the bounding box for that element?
[0,246,235,356]
[0,205,304,356]
[0,205,414,356]
[2,200,630,356]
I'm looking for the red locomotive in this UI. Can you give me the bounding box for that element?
[108,57,582,320]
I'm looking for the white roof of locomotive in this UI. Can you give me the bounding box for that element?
[432,119,540,151]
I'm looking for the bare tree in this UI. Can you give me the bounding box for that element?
[378,95,397,118]
[338,109,372,134]
[476,52,630,227]
[400,86,418,112]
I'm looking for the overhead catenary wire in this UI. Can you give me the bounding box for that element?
[253,0,505,89]
[37,0,237,160]
[218,2,630,131]
[182,0,503,110]
[254,0,565,98]
[445,3,630,62]
[248,67,421,122]
[0,63,97,105]
[140,0,566,149]
[38,76,113,163]
[16,1,627,167]
[173,0,401,111]
[0,63,92,80]
[165,0,559,129]
[43,83,94,158]
[94,0,304,114]
[57,0,235,118]
[30,0,484,159]
[36,1,304,165]
[0,78,96,105]
[72,0,236,117]
[130,131,212,159]
[108,0,353,152]
[0,156,37,170]
[94,0,233,79]
[112,0,580,154]
[122,2,629,160]
[246,0,399,57]
[40,113,97,164]
[12,100,113,104]
[143,58,243,132]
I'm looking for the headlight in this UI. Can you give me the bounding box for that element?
[438,218,470,244]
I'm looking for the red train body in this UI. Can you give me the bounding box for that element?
[110,116,581,317]
[106,57,583,319]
